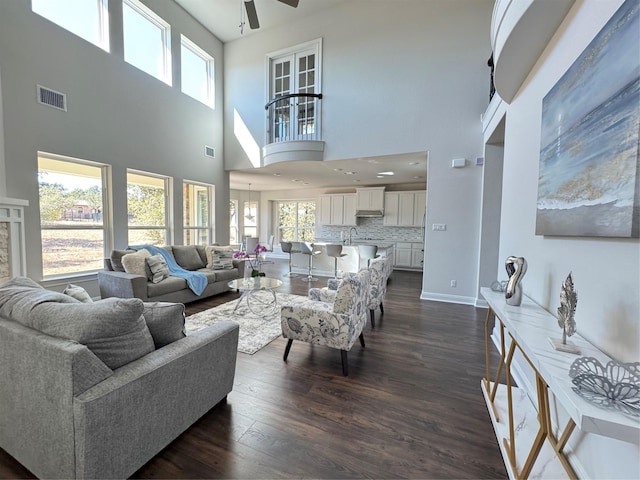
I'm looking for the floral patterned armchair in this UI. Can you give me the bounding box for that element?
[280,268,370,376]
[316,257,388,328]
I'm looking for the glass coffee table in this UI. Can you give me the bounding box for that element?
[227,276,283,316]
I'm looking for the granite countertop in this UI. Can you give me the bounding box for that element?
[312,240,395,249]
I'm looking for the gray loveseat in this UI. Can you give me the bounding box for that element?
[98,244,244,304]
[0,277,239,479]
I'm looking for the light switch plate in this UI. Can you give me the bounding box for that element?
[432,223,446,231]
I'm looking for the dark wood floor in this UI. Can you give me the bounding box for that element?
[0,261,507,479]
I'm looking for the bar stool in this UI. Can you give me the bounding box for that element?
[326,244,348,278]
[299,242,322,282]
[280,241,300,278]
[358,244,380,267]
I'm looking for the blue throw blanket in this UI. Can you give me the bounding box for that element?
[131,245,208,296]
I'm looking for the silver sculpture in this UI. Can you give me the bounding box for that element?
[557,272,578,344]
[569,356,640,417]
[505,256,527,306]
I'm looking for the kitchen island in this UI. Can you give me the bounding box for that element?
[290,241,395,278]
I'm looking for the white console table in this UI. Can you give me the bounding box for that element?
[480,287,639,479]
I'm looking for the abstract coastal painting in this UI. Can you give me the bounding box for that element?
[536,0,640,238]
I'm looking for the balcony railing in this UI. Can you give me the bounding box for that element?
[265,93,323,144]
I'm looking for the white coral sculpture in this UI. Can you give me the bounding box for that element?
[557,272,578,345]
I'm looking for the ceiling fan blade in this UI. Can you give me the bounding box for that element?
[244,0,260,29]
[277,0,299,7]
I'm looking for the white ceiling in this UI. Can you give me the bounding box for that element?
[175,0,428,192]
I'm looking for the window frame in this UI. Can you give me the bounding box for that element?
[31,0,110,52]
[37,152,112,279]
[230,199,239,246]
[180,35,215,108]
[277,200,316,242]
[183,180,214,246]
[122,0,172,85]
[126,169,172,246]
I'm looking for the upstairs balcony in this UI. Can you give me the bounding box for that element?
[262,93,324,166]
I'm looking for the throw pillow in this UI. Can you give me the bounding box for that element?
[205,246,235,269]
[63,284,93,303]
[141,301,186,348]
[121,249,151,277]
[29,297,155,370]
[110,249,135,272]
[146,254,170,284]
[171,245,205,271]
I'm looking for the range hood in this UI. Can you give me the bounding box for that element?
[355,209,384,218]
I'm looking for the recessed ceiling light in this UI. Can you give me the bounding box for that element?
[378,171,394,176]
[344,171,357,175]
[376,175,384,178]
[273,173,281,176]
[409,161,420,166]
[292,179,302,182]
[353,179,361,182]
[413,175,423,179]
[333,168,343,172]
[367,159,380,164]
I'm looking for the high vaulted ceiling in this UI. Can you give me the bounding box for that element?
[175,0,429,192]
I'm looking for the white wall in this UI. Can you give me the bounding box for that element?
[224,0,493,303]
[0,0,227,292]
[495,0,639,477]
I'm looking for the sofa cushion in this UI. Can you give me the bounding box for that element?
[0,276,79,325]
[147,276,188,298]
[122,248,151,277]
[172,245,205,271]
[146,254,170,283]
[197,267,239,283]
[29,297,155,370]
[63,284,93,303]
[142,302,186,348]
[110,249,135,272]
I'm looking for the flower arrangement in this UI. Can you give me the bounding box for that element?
[233,242,268,277]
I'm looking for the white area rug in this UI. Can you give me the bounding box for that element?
[185,292,307,354]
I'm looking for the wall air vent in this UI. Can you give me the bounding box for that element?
[37,85,67,111]
[204,146,215,158]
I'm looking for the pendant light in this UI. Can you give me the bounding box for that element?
[245,183,255,221]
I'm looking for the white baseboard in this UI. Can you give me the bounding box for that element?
[420,291,476,305]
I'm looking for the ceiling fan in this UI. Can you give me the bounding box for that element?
[242,0,299,32]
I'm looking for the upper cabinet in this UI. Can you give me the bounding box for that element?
[383,191,425,227]
[356,187,385,211]
[318,194,356,226]
[491,0,575,103]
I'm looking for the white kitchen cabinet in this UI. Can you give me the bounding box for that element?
[382,192,399,226]
[343,194,356,226]
[394,242,412,267]
[318,194,356,226]
[356,187,385,211]
[383,191,426,227]
[318,195,332,225]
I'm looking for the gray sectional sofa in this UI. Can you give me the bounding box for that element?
[0,276,239,479]
[98,244,245,304]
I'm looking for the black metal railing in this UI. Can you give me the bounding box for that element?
[265,93,323,144]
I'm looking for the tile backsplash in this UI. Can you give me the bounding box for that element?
[316,217,423,242]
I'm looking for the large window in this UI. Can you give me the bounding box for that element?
[277,201,315,242]
[32,0,109,51]
[181,35,215,108]
[127,170,170,246]
[183,181,213,245]
[38,154,110,277]
[243,201,257,238]
[229,200,239,245]
[123,0,171,85]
